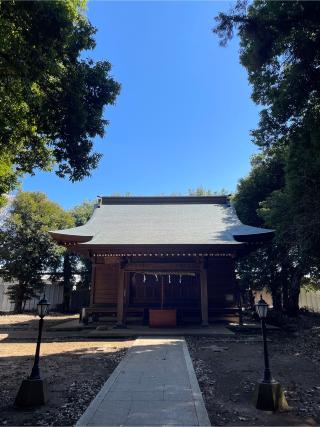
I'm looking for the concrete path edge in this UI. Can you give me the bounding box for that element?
[181,339,211,426]
[75,346,132,426]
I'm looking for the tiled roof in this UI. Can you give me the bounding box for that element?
[50,197,273,246]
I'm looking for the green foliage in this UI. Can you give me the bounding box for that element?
[301,275,320,293]
[0,156,19,208]
[233,160,297,313]
[0,0,120,198]
[0,192,73,312]
[110,192,134,197]
[214,1,320,148]
[215,1,320,316]
[70,199,95,226]
[187,187,229,196]
[283,121,320,262]
[234,153,285,227]
[61,199,95,307]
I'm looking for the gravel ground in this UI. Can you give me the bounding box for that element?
[0,314,133,426]
[187,321,320,426]
[2,313,320,426]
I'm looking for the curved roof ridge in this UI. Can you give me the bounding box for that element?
[99,196,229,205]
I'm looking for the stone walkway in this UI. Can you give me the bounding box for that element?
[76,337,211,426]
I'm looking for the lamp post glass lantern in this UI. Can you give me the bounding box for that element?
[255,296,268,319]
[37,297,50,318]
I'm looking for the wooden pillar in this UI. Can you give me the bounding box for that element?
[89,260,96,306]
[125,271,130,305]
[116,265,125,326]
[200,262,209,326]
[116,259,128,327]
[123,272,129,324]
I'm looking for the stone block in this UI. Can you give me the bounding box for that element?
[253,381,288,412]
[15,378,48,407]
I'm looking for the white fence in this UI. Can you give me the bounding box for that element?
[250,287,320,313]
[0,279,64,312]
[299,288,320,313]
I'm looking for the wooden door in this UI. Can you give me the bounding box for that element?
[129,272,200,308]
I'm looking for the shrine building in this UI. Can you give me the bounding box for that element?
[50,196,273,327]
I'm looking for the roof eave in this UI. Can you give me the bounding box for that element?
[233,230,274,243]
[49,231,93,243]
[71,243,245,256]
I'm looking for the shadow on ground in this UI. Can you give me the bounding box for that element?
[0,340,131,426]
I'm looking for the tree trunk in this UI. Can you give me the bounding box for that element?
[14,299,23,314]
[269,277,282,312]
[282,280,289,313]
[287,270,303,317]
[248,289,255,310]
[63,253,72,312]
[14,283,25,313]
[279,263,289,313]
[271,287,282,312]
[63,294,71,313]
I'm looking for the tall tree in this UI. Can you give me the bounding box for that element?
[61,200,95,311]
[214,0,320,148]
[234,152,285,227]
[0,1,120,206]
[233,154,290,313]
[71,200,95,227]
[214,1,320,314]
[0,192,73,312]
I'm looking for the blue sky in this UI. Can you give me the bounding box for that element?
[22,1,259,209]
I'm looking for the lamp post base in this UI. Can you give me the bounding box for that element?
[253,381,288,412]
[14,378,48,407]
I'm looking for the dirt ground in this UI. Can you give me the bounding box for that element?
[2,313,320,426]
[187,319,320,426]
[0,314,133,426]
[0,313,79,328]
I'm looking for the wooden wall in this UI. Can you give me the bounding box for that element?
[91,257,237,312]
[207,258,236,308]
[129,273,199,308]
[92,263,118,305]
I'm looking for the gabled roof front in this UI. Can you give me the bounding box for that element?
[50,196,273,249]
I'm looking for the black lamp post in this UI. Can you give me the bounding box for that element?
[255,295,273,383]
[29,296,50,380]
[15,296,50,407]
[253,294,288,411]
